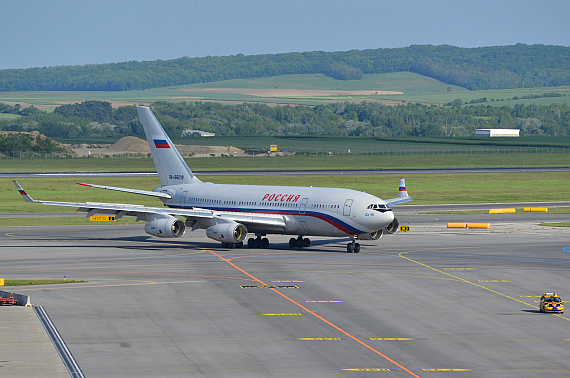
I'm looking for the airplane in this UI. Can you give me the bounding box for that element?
[14,106,412,253]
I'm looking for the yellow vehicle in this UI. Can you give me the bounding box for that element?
[539,293,564,313]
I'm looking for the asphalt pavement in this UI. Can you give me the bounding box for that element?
[1,210,569,377]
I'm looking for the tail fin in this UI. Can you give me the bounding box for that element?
[398,178,409,201]
[384,178,412,206]
[137,106,202,187]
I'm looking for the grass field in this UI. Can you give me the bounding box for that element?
[0,153,567,172]
[539,222,570,227]
[425,207,570,215]
[0,113,21,120]
[2,172,568,214]
[1,73,570,109]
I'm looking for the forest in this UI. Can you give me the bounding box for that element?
[0,44,569,92]
[1,100,568,143]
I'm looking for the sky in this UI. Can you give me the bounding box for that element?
[1,0,569,70]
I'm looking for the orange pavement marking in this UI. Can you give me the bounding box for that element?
[206,249,421,378]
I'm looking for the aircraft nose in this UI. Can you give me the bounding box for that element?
[383,210,395,226]
[368,209,394,229]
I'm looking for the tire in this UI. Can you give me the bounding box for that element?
[354,243,360,253]
[347,243,353,253]
[248,238,255,248]
[303,238,310,247]
[296,239,303,248]
[289,238,296,248]
[261,238,269,249]
[254,238,262,248]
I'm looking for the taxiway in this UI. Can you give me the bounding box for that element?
[0,212,569,377]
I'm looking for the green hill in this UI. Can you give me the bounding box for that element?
[1,44,569,92]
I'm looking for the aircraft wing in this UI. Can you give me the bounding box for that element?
[13,180,286,228]
[384,197,413,206]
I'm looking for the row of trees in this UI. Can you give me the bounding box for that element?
[1,44,569,92]
[1,100,568,139]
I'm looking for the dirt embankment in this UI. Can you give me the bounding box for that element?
[68,136,246,157]
[0,131,79,155]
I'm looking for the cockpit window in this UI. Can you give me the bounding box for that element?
[367,203,391,211]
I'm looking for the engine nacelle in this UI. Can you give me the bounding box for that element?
[384,218,399,234]
[206,222,248,243]
[358,229,383,240]
[144,217,186,238]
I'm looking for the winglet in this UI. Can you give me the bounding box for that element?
[398,178,409,200]
[13,181,39,203]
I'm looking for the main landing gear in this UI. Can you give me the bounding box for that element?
[247,235,270,249]
[346,237,360,253]
[289,236,310,248]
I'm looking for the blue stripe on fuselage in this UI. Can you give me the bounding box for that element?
[170,205,363,235]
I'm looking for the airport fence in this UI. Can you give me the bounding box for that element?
[245,146,570,157]
[0,146,568,159]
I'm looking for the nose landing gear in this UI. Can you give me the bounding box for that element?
[347,236,360,253]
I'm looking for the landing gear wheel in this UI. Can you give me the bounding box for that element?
[254,237,262,248]
[303,238,310,247]
[261,238,269,249]
[354,243,360,253]
[222,242,228,248]
[346,243,353,253]
[289,238,296,248]
[296,238,303,248]
[247,238,255,248]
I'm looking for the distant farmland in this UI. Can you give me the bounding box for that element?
[2,73,569,110]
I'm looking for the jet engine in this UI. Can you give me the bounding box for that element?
[358,229,383,240]
[384,218,399,234]
[206,222,248,243]
[144,217,186,238]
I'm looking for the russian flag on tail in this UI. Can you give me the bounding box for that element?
[398,178,409,199]
[153,139,170,149]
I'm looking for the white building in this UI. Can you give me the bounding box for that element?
[476,129,519,137]
[182,129,215,137]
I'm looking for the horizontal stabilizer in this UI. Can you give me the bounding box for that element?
[77,183,172,199]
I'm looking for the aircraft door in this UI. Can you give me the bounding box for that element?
[343,199,354,217]
[299,198,309,214]
[181,190,188,208]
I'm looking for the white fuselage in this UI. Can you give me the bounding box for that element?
[157,183,395,237]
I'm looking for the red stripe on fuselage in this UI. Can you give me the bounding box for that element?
[207,208,359,235]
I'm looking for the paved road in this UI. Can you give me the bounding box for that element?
[2,166,568,178]
[1,214,569,377]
